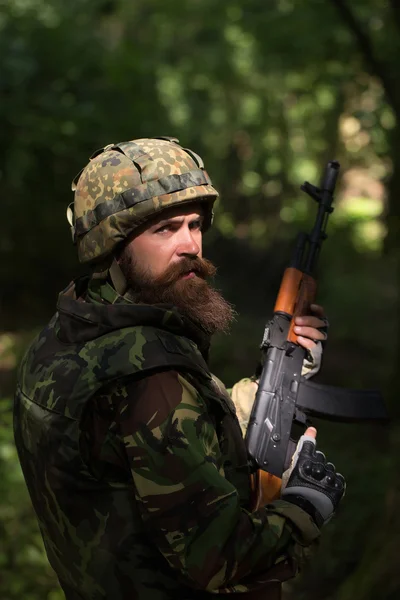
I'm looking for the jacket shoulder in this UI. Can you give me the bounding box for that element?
[18,320,210,420]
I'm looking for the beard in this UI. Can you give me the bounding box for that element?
[118,252,236,336]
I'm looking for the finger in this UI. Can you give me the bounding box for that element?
[294,315,326,328]
[294,326,327,341]
[312,463,326,480]
[326,472,336,485]
[304,426,317,439]
[310,303,325,317]
[300,440,316,456]
[296,428,317,458]
[336,473,346,487]
[296,335,317,351]
[315,450,326,463]
[335,473,346,494]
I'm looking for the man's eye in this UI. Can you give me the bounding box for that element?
[155,224,171,233]
[190,220,203,231]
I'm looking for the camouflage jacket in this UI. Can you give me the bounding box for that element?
[14,278,319,600]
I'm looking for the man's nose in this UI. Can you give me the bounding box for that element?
[176,229,200,257]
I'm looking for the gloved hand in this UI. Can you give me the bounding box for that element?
[281,427,345,528]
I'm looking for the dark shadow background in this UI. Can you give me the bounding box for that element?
[0,1,398,598]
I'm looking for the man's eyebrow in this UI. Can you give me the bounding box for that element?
[152,214,203,228]
[152,216,184,228]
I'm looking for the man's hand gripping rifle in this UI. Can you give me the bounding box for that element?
[245,161,388,510]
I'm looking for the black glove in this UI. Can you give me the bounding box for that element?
[281,433,345,528]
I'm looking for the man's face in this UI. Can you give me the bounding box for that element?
[122,203,204,279]
[117,202,235,335]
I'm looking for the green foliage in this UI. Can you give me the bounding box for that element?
[0,333,62,599]
[0,0,398,598]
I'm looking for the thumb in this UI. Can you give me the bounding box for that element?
[283,427,317,488]
[297,427,317,457]
[304,426,317,440]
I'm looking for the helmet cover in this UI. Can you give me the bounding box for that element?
[70,137,219,264]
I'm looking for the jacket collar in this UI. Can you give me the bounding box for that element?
[56,277,211,359]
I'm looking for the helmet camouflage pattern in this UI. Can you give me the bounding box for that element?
[69,136,219,264]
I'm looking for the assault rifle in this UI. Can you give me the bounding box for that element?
[245,161,388,509]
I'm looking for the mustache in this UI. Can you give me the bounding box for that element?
[154,257,217,286]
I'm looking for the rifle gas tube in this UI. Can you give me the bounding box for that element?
[245,161,387,508]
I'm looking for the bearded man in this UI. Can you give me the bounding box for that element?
[14,137,344,600]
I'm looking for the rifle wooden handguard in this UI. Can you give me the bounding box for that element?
[274,267,317,343]
[250,470,282,511]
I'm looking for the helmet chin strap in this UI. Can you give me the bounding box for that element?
[91,257,129,298]
[109,259,129,297]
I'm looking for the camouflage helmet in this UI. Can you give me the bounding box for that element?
[68,136,219,264]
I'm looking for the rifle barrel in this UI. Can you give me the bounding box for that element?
[303,161,340,274]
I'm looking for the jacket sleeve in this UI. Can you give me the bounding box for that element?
[116,370,319,593]
[228,376,258,436]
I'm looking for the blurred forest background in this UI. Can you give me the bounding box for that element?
[0,0,398,598]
